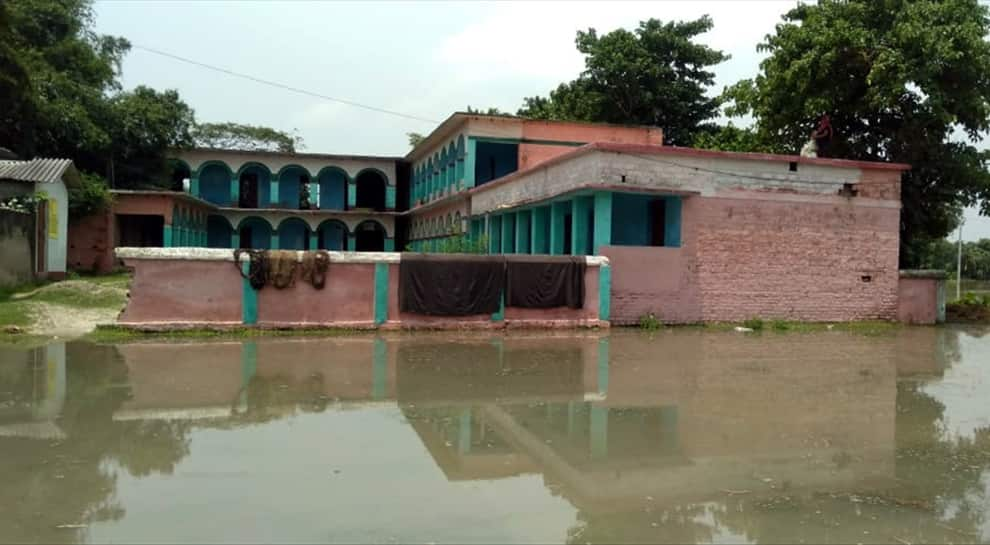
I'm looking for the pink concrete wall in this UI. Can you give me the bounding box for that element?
[518,121,663,172]
[602,246,701,325]
[521,120,663,146]
[119,259,243,324]
[256,263,375,326]
[897,277,939,325]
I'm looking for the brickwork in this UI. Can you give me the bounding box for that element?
[67,210,114,273]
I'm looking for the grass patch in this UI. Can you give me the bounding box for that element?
[771,319,791,331]
[86,325,369,344]
[24,282,127,309]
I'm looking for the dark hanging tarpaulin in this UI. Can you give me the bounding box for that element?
[399,254,505,316]
[506,255,585,309]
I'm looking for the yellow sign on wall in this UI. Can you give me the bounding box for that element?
[48,200,57,239]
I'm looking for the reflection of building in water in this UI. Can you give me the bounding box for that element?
[0,342,66,439]
[405,332,906,516]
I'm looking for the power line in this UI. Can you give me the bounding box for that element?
[131,44,440,125]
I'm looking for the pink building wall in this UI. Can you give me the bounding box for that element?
[897,274,945,325]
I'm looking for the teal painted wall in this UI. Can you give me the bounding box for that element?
[515,210,531,253]
[278,168,307,208]
[319,170,347,210]
[199,164,230,206]
[501,213,516,254]
[593,192,612,254]
[572,196,593,256]
[610,193,654,246]
[278,220,308,250]
[240,219,272,249]
[474,141,518,186]
[319,222,346,250]
[488,216,502,253]
[373,263,389,325]
[531,206,550,254]
[206,216,232,248]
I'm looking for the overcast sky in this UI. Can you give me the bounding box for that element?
[93,0,990,240]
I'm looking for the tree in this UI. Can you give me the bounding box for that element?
[724,0,990,267]
[465,105,511,116]
[192,122,303,153]
[517,17,728,145]
[108,86,195,188]
[407,132,425,148]
[691,123,778,153]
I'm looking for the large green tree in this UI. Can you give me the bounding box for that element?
[0,0,297,205]
[725,0,990,266]
[517,17,728,146]
[192,122,303,154]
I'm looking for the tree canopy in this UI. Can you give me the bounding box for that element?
[724,0,990,266]
[0,0,297,212]
[517,16,728,145]
[192,122,303,154]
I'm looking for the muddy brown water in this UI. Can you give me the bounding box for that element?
[1,326,989,544]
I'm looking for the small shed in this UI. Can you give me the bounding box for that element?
[0,158,80,279]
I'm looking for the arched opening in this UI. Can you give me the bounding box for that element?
[278,166,310,210]
[207,215,233,248]
[199,162,230,206]
[317,168,347,211]
[168,160,191,192]
[317,219,348,251]
[238,217,272,249]
[238,163,271,209]
[354,169,387,210]
[278,217,310,250]
[454,211,462,234]
[354,220,386,252]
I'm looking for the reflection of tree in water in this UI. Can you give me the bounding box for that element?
[0,342,193,544]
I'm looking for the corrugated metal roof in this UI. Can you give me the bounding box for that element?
[0,158,79,185]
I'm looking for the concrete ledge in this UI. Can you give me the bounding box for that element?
[899,269,948,279]
[114,247,609,267]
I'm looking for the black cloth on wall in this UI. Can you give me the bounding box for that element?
[506,255,585,309]
[399,254,505,316]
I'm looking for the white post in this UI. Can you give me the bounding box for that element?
[957,217,965,301]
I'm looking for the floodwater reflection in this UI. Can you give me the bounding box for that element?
[0,326,988,544]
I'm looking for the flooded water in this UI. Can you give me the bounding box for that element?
[1,327,989,544]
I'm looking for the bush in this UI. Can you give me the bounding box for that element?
[69,172,113,219]
[742,318,765,331]
[639,313,662,331]
[947,292,990,322]
[771,319,791,331]
[438,235,489,254]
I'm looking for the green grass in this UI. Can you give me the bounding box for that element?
[23,282,127,309]
[667,320,902,336]
[86,325,370,344]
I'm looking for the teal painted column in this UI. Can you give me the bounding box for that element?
[515,210,531,253]
[347,234,355,251]
[464,138,477,188]
[239,341,257,409]
[230,178,239,206]
[347,181,356,209]
[491,289,505,322]
[590,406,608,460]
[270,231,279,250]
[270,179,280,206]
[597,338,610,395]
[384,238,395,252]
[373,262,389,326]
[572,196,592,256]
[550,201,567,255]
[231,231,240,249]
[664,197,682,247]
[241,261,258,325]
[598,264,611,321]
[163,224,173,247]
[385,185,396,210]
[593,192,612,255]
[531,206,549,254]
[308,231,318,250]
[501,212,515,254]
[372,337,387,399]
[457,408,472,454]
[190,174,200,198]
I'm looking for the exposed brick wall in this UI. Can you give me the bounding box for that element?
[67,210,114,273]
[856,168,901,201]
[693,197,900,322]
[605,194,900,324]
